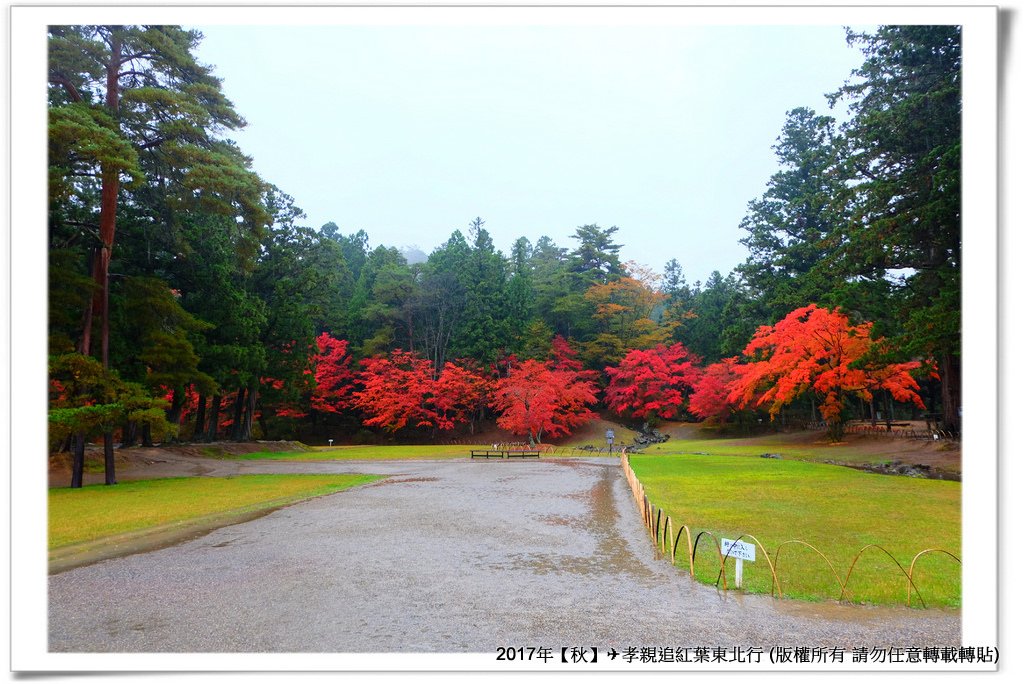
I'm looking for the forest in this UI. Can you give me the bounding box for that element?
[47,25,962,487]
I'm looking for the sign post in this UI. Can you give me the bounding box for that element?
[720,538,756,588]
[605,429,614,454]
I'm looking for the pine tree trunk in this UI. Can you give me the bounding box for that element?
[95,31,121,369]
[207,394,222,441]
[231,388,247,441]
[940,352,961,434]
[121,421,137,448]
[70,432,86,489]
[194,393,207,442]
[78,248,99,356]
[74,33,122,486]
[141,422,153,447]
[166,387,185,440]
[241,383,257,440]
[103,431,116,485]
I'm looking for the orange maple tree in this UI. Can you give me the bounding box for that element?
[727,304,927,439]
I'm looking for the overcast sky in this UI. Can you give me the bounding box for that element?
[193,21,866,284]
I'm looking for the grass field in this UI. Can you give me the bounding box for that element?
[645,435,885,463]
[629,454,961,607]
[643,433,958,469]
[49,474,381,549]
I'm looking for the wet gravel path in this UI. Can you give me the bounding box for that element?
[48,458,960,652]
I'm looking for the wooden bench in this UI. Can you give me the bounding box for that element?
[505,450,541,459]
[470,450,507,459]
[470,449,542,459]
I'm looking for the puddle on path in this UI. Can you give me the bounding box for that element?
[770,595,960,624]
[364,476,439,487]
[495,464,658,580]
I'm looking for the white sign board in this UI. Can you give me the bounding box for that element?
[720,538,756,561]
[720,538,755,588]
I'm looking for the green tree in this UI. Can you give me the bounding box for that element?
[568,224,623,284]
[529,235,574,337]
[682,271,753,363]
[112,276,215,438]
[49,353,171,487]
[248,192,353,439]
[48,25,268,365]
[48,25,270,467]
[348,245,412,358]
[449,218,509,364]
[173,212,267,442]
[505,236,536,355]
[736,107,854,323]
[828,25,962,431]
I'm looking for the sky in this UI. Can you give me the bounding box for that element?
[193,20,867,284]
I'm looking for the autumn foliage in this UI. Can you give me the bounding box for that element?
[433,361,493,432]
[348,350,492,433]
[309,333,354,415]
[159,305,929,444]
[491,343,598,444]
[605,343,702,424]
[349,351,437,432]
[687,357,742,422]
[727,305,925,437]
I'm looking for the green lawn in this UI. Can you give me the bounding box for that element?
[643,434,946,468]
[629,454,961,607]
[49,473,380,549]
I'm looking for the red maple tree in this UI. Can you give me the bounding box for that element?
[349,351,438,432]
[604,343,702,426]
[350,350,492,433]
[309,333,354,415]
[433,360,492,432]
[688,357,742,422]
[491,357,598,444]
[548,335,584,371]
[727,304,926,439]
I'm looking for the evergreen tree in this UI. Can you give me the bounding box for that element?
[829,25,962,431]
[450,218,509,364]
[736,107,853,323]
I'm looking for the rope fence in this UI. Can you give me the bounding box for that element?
[808,422,960,441]
[619,450,961,608]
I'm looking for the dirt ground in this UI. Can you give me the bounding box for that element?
[47,440,308,488]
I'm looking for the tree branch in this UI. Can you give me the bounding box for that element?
[137,137,166,151]
[49,74,83,103]
[118,51,156,66]
[854,162,880,181]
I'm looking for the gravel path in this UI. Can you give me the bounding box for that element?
[48,458,960,652]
